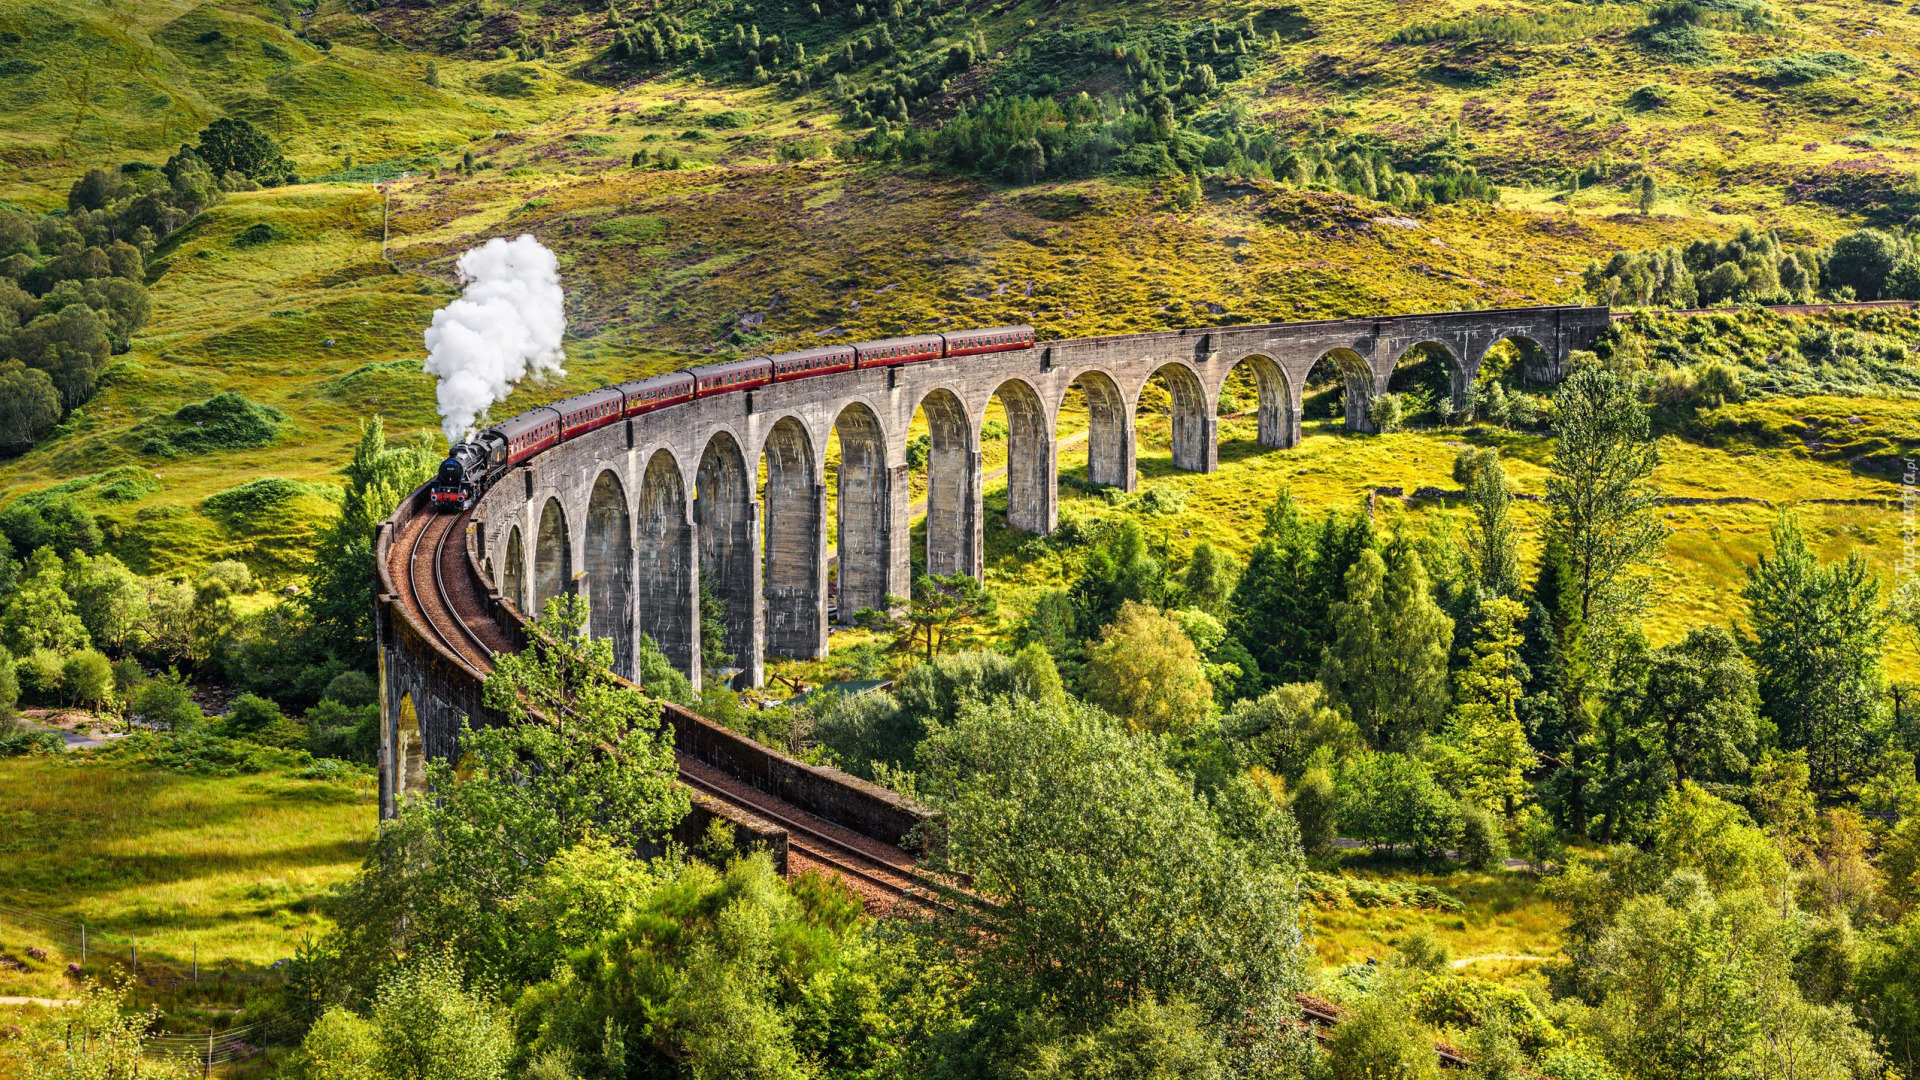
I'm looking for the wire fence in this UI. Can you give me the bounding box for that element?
[0,899,318,1071]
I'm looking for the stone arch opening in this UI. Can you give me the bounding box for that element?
[697,431,758,683]
[396,691,425,798]
[990,378,1052,536]
[909,388,974,579]
[533,497,571,615]
[501,525,526,613]
[585,470,634,679]
[1483,334,1554,387]
[1470,335,1554,427]
[1304,348,1376,433]
[636,449,698,681]
[1388,341,1464,426]
[1058,369,1133,491]
[761,417,824,659]
[1223,354,1295,450]
[833,402,891,622]
[1136,362,1213,473]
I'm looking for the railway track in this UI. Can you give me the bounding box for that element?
[388,506,927,911]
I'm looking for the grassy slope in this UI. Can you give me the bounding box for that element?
[0,755,373,988]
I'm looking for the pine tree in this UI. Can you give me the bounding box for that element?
[1465,451,1520,597]
[1320,543,1453,750]
[1436,596,1535,820]
[1545,366,1665,657]
[300,418,440,666]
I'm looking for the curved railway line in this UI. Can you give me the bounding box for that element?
[387,505,927,912]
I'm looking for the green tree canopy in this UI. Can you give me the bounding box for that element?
[1546,365,1666,656]
[194,117,298,185]
[916,696,1306,1046]
[1742,515,1884,790]
[1320,543,1453,750]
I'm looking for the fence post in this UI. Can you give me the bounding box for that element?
[206,1031,214,1078]
[192,942,198,984]
[80,923,86,965]
[130,936,136,975]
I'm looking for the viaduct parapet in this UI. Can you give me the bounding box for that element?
[376,305,1607,823]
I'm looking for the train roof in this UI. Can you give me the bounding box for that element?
[854,334,944,353]
[489,405,560,440]
[770,344,856,363]
[616,370,695,394]
[946,324,1034,339]
[689,356,774,379]
[549,386,625,413]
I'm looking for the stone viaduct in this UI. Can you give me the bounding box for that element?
[378,304,1607,807]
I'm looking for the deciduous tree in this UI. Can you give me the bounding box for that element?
[1082,601,1213,735]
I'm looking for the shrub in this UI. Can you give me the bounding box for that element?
[1366,392,1405,433]
[62,649,113,710]
[221,692,286,737]
[1750,51,1864,84]
[1290,767,1339,858]
[1328,984,1442,1080]
[1457,804,1509,871]
[131,671,204,730]
[17,648,64,704]
[152,392,285,455]
[321,669,378,707]
[0,650,15,721]
[305,698,377,763]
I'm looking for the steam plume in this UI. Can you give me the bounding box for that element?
[422,234,567,444]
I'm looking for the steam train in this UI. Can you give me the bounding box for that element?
[429,325,1036,510]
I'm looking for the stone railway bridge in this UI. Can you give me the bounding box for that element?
[376,304,1607,870]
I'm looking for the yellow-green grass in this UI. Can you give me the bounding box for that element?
[1307,866,1565,983]
[0,755,375,979]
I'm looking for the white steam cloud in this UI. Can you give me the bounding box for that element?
[423,234,567,445]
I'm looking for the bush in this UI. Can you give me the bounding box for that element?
[0,650,16,721]
[143,392,285,457]
[221,692,286,737]
[1457,804,1509,871]
[321,669,378,707]
[1291,766,1339,857]
[0,724,63,756]
[1366,392,1405,433]
[1328,984,1442,1080]
[305,698,377,763]
[17,647,64,704]
[62,649,113,710]
[130,671,203,730]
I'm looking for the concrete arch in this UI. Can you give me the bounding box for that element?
[913,387,975,578]
[1310,347,1377,433]
[1138,361,1216,473]
[697,430,761,685]
[501,525,526,613]
[533,497,571,614]
[990,377,1054,535]
[636,448,699,684]
[834,400,893,622]
[396,691,424,798]
[1391,339,1469,415]
[585,470,635,679]
[1226,353,1296,449]
[762,416,825,659]
[1476,333,1555,387]
[1061,367,1135,492]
